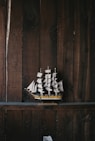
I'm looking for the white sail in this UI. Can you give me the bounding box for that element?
[45,69,51,73]
[58,80,64,92]
[37,78,42,83]
[27,80,37,93]
[37,72,43,77]
[52,72,57,81]
[36,68,44,96]
[44,67,52,95]
[38,88,44,94]
[51,68,59,95]
[38,84,43,89]
[54,88,60,95]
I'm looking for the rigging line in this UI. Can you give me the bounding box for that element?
[5,0,11,102]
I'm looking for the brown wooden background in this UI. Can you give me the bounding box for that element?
[0,0,94,141]
[0,0,91,102]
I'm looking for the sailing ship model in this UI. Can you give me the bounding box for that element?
[25,67,64,100]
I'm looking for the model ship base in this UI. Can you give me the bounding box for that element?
[31,93,62,100]
[25,88,62,100]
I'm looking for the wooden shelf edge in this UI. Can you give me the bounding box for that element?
[0,102,95,110]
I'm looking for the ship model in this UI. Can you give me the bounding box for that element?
[24,67,64,100]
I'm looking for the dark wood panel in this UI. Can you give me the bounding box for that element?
[23,0,40,101]
[63,0,74,102]
[78,0,90,102]
[40,0,57,69]
[73,0,81,102]
[62,111,73,141]
[56,110,66,141]
[22,0,90,102]
[7,0,23,101]
[57,0,74,102]
[91,0,95,101]
[0,104,95,141]
[85,0,90,101]
[6,110,23,141]
[90,110,95,141]
[0,2,6,101]
[0,136,5,141]
[83,110,91,141]
[57,0,65,73]
[22,111,33,141]
[57,0,66,102]
[0,111,5,136]
[41,110,56,141]
[30,110,42,141]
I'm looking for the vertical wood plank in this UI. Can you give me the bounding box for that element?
[57,0,67,101]
[40,0,57,69]
[22,111,32,141]
[90,110,95,141]
[7,0,23,101]
[85,0,91,101]
[0,137,5,141]
[72,110,84,141]
[56,110,65,141]
[6,111,23,141]
[83,110,91,141]
[0,2,6,101]
[23,0,40,101]
[41,110,56,141]
[63,0,74,102]
[57,0,74,102]
[57,0,65,73]
[73,0,81,101]
[91,0,95,101]
[30,110,42,141]
[56,110,73,141]
[78,0,90,101]
[0,111,5,137]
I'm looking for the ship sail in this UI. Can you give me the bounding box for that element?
[44,66,52,96]
[36,70,44,96]
[52,68,60,95]
[26,80,37,93]
[58,80,64,92]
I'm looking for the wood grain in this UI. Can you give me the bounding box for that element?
[0,3,6,101]
[7,0,23,101]
[40,0,57,69]
[23,0,40,101]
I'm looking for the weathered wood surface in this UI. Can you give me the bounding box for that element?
[23,0,40,96]
[91,0,95,101]
[40,0,57,68]
[0,1,6,101]
[22,0,90,102]
[0,0,93,141]
[0,0,91,102]
[0,103,95,141]
[7,0,23,101]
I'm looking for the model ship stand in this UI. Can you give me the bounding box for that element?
[24,67,64,101]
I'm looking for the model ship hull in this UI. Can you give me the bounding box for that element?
[25,88,62,100]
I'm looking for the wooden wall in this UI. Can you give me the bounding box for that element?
[0,0,94,141]
[0,0,91,102]
[0,103,95,141]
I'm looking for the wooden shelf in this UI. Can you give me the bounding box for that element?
[0,102,95,110]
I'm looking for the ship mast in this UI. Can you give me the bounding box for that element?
[52,68,59,96]
[44,66,52,96]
